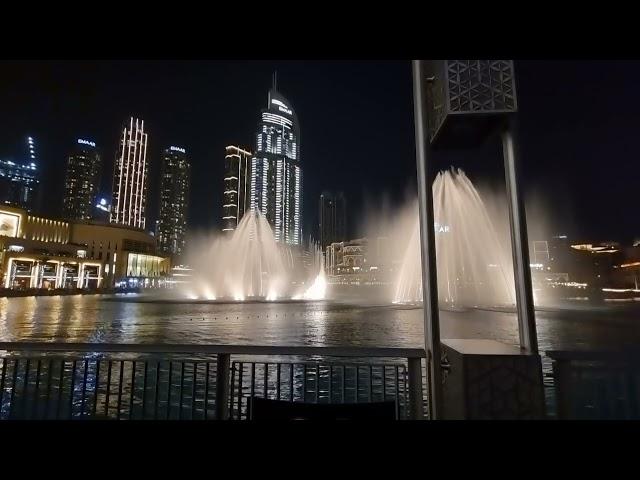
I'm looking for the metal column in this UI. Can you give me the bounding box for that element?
[412,59,443,419]
[502,118,538,354]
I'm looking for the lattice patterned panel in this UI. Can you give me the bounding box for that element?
[446,60,517,113]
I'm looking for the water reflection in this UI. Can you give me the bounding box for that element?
[0,295,639,354]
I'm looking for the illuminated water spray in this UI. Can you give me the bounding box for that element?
[394,168,515,307]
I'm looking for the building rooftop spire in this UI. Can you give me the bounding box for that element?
[273,70,277,92]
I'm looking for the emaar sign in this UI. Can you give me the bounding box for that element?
[77,139,96,147]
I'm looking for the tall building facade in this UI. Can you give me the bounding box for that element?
[0,136,41,212]
[319,191,346,250]
[110,117,149,229]
[156,146,190,258]
[62,139,102,221]
[250,84,302,245]
[222,146,252,233]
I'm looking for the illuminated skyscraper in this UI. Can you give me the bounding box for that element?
[62,139,102,221]
[110,117,149,229]
[0,136,40,212]
[250,79,302,245]
[222,146,252,233]
[157,146,190,258]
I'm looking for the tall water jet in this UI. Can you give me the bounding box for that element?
[180,210,328,302]
[394,168,515,307]
[184,210,288,300]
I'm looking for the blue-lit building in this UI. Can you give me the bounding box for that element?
[250,82,302,245]
[0,136,41,212]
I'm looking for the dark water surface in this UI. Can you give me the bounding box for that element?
[1,294,639,352]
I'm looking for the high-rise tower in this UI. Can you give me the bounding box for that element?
[222,145,252,233]
[62,139,102,221]
[157,146,191,258]
[110,117,149,229]
[250,77,302,245]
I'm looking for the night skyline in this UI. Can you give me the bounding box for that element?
[1,60,638,243]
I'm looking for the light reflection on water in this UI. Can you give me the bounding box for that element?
[0,294,639,354]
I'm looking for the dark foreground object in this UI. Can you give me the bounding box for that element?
[248,397,397,420]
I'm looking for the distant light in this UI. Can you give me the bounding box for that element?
[100,198,107,206]
[78,139,96,147]
[30,155,35,159]
[170,146,186,153]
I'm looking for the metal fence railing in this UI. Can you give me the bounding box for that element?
[0,343,427,420]
[546,350,640,420]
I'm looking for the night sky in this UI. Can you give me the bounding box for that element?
[0,60,638,244]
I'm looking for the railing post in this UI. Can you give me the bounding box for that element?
[216,353,230,420]
[408,357,424,420]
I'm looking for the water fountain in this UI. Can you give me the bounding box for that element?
[182,210,325,302]
[394,168,515,307]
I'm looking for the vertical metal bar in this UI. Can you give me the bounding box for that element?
[315,364,320,403]
[141,361,148,419]
[55,360,65,420]
[68,360,77,419]
[502,120,538,353]
[408,357,424,420]
[289,363,294,402]
[215,362,222,420]
[368,365,373,403]
[250,362,256,401]
[263,363,268,399]
[166,361,173,420]
[302,364,307,403]
[32,360,42,418]
[276,363,281,400]
[382,366,387,402]
[329,365,333,403]
[105,360,112,418]
[412,59,443,419]
[237,362,244,419]
[215,353,230,420]
[80,359,89,417]
[395,366,400,420]
[9,359,19,419]
[228,362,234,420]
[129,361,136,420]
[404,366,409,419]
[116,361,124,420]
[20,359,30,418]
[93,360,100,418]
[153,361,161,420]
[204,362,211,420]
[341,366,345,404]
[179,362,185,420]
[191,362,197,420]
[0,358,7,419]
[355,365,359,403]
[45,359,53,420]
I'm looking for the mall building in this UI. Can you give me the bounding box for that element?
[0,205,170,290]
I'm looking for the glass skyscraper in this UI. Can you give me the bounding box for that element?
[222,145,252,233]
[62,139,102,221]
[157,146,190,258]
[319,191,347,251]
[0,136,40,212]
[110,117,149,229]
[250,84,302,245]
